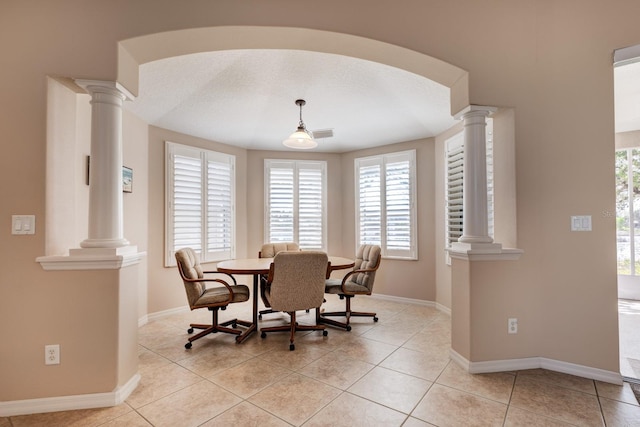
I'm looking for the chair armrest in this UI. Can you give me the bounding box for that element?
[202,270,238,285]
[182,277,236,301]
[339,266,378,294]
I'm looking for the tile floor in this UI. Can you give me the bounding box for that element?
[619,298,640,381]
[4,295,640,426]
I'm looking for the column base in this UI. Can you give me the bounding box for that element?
[37,246,145,270]
[448,242,523,261]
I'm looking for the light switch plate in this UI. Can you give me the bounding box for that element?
[12,215,35,235]
[571,215,591,231]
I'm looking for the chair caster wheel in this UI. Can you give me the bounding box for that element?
[232,322,237,328]
[261,331,266,338]
[187,328,194,334]
[289,344,295,351]
[305,309,310,313]
[373,317,379,322]
[185,342,192,349]
[323,330,328,336]
[346,325,352,332]
[339,295,345,300]
[258,314,263,320]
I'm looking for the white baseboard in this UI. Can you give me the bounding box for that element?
[370,293,437,307]
[450,349,623,385]
[0,373,140,417]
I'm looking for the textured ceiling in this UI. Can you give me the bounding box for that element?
[124,49,458,153]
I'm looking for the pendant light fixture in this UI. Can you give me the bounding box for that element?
[283,99,317,149]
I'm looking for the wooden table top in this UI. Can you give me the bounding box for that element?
[217,256,354,275]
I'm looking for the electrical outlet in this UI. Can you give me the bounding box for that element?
[508,318,518,334]
[45,344,60,365]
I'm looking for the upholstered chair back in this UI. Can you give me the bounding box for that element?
[175,248,206,308]
[348,245,382,292]
[259,242,300,258]
[268,251,328,313]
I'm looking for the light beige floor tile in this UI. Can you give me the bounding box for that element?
[208,358,293,398]
[248,373,341,426]
[299,350,375,389]
[401,417,432,427]
[347,366,432,414]
[595,380,639,406]
[412,383,507,427]
[201,401,290,426]
[510,375,603,426]
[436,362,516,404]
[402,326,450,354]
[137,380,241,427]
[379,347,450,381]
[332,336,398,365]
[99,410,153,426]
[600,397,640,427]
[516,368,596,394]
[304,392,407,426]
[138,345,172,374]
[257,343,331,370]
[360,323,421,346]
[504,406,575,426]
[9,404,133,427]
[176,340,253,379]
[125,362,202,409]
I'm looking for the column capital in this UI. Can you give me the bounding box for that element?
[454,105,497,120]
[74,79,135,101]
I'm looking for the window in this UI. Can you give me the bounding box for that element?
[264,160,326,250]
[616,148,640,275]
[165,142,235,266]
[445,119,494,249]
[355,150,417,260]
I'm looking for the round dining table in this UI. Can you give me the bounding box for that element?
[216,256,354,343]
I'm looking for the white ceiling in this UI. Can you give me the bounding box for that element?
[124,49,458,153]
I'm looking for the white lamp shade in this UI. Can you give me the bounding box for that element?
[282,128,318,149]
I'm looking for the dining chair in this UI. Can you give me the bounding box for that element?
[317,244,381,331]
[258,242,300,320]
[175,248,252,348]
[260,251,329,350]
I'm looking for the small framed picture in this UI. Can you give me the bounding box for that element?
[122,166,133,193]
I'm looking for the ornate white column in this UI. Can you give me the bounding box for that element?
[76,80,131,250]
[450,105,502,254]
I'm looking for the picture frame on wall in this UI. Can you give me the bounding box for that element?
[122,166,133,193]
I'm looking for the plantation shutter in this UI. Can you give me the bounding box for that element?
[358,162,382,246]
[447,134,464,245]
[385,156,412,253]
[264,160,326,250]
[166,142,235,266]
[206,154,234,260]
[172,149,203,254]
[298,164,324,249]
[355,150,417,259]
[267,164,295,243]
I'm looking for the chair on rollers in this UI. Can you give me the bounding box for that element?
[260,251,329,351]
[258,242,300,320]
[318,244,381,331]
[175,248,252,349]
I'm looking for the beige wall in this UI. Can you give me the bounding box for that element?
[1,0,636,404]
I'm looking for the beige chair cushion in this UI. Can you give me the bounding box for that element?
[265,251,328,312]
[260,242,300,258]
[175,247,249,309]
[325,244,381,295]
